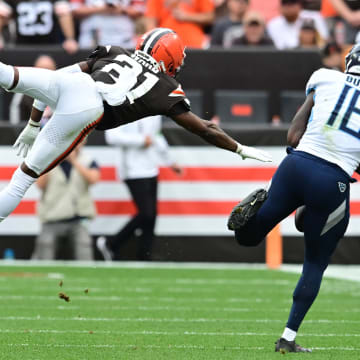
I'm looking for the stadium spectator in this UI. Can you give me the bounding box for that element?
[232,11,274,46]
[210,0,248,48]
[267,0,328,49]
[145,0,215,48]
[71,0,145,49]
[327,0,360,44]
[320,0,340,41]
[32,141,100,260]
[297,18,323,48]
[96,115,182,261]
[0,0,78,53]
[321,41,343,70]
[9,55,56,125]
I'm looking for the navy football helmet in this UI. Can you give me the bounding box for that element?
[345,44,360,76]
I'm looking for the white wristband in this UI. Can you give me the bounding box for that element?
[33,99,47,112]
[235,142,243,154]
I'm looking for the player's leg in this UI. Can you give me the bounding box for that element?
[136,176,158,261]
[107,179,144,257]
[0,73,104,221]
[108,177,157,259]
[31,223,59,260]
[278,162,350,352]
[71,222,93,261]
[286,203,349,331]
[0,65,60,108]
[232,153,303,246]
[0,66,64,221]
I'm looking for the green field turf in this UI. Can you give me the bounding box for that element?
[0,262,358,360]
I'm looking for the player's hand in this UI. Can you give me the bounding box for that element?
[237,144,272,163]
[62,39,79,54]
[13,119,41,158]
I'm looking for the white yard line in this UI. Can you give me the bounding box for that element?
[0,295,272,303]
[281,264,360,283]
[0,316,359,324]
[0,329,360,338]
[0,260,269,269]
[2,302,360,314]
[5,343,266,351]
[4,343,360,352]
[0,260,359,284]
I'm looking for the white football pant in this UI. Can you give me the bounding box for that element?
[0,65,104,221]
[13,67,104,174]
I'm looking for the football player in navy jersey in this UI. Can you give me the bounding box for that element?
[227,44,360,353]
[0,27,271,225]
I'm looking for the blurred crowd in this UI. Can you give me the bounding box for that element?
[0,0,357,54]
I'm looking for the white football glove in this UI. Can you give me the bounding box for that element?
[236,143,272,163]
[13,119,41,158]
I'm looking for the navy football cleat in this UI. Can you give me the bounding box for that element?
[227,189,268,231]
[275,338,312,353]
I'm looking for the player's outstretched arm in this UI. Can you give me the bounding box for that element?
[171,111,272,162]
[287,92,314,148]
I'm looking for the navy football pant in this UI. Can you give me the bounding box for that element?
[235,149,350,332]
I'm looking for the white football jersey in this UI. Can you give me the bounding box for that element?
[297,68,360,176]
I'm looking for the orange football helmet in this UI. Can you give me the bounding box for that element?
[135,28,186,77]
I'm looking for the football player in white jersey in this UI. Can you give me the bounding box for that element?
[228,44,360,353]
[0,28,271,225]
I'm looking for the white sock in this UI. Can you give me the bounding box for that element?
[0,62,15,89]
[282,327,297,342]
[0,167,36,219]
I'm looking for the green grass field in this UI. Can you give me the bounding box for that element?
[0,262,358,359]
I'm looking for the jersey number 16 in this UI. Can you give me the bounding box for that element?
[327,84,360,139]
